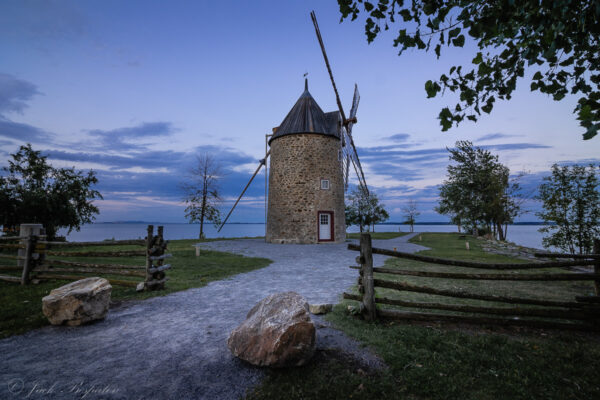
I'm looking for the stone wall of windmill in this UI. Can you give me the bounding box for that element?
[266,134,345,244]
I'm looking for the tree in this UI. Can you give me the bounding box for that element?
[181,154,223,239]
[346,186,389,232]
[435,141,522,239]
[402,199,420,232]
[368,199,390,232]
[536,164,600,255]
[338,1,600,140]
[0,144,102,239]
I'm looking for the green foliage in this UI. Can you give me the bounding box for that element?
[346,186,389,232]
[338,0,600,139]
[181,154,222,239]
[536,164,600,254]
[436,141,523,239]
[0,144,102,239]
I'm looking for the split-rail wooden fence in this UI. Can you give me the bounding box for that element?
[345,233,600,331]
[0,224,171,290]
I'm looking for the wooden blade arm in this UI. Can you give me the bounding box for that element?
[310,10,347,124]
[217,150,270,232]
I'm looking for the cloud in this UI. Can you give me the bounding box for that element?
[0,74,51,142]
[0,73,41,115]
[481,143,552,151]
[88,122,176,139]
[382,133,411,142]
[358,146,448,158]
[477,133,521,142]
[83,122,178,152]
[46,142,257,172]
[0,117,52,142]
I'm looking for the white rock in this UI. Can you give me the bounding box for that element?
[227,292,315,367]
[42,277,112,326]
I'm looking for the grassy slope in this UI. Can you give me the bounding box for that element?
[0,238,270,338]
[248,233,600,400]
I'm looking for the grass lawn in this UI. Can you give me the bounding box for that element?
[248,232,600,400]
[347,231,409,240]
[0,238,271,339]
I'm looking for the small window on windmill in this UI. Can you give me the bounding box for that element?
[338,150,342,161]
[321,179,330,190]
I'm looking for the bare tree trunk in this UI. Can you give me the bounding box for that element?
[198,211,204,239]
[496,221,505,241]
[199,196,207,239]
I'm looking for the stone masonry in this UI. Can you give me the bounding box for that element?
[266,134,345,243]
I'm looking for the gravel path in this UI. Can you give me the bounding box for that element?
[1,233,425,400]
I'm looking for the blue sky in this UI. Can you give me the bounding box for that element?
[1,0,598,223]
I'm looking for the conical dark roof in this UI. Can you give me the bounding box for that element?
[270,79,341,144]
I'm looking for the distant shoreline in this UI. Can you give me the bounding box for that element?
[95,221,554,226]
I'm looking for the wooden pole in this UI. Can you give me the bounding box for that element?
[360,233,376,321]
[342,292,591,320]
[35,267,145,277]
[217,151,270,232]
[40,239,146,247]
[372,279,585,308]
[20,233,35,285]
[0,275,22,283]
[377,309,597,332]
[156,226,165,271]
[348,243,595,270]
[45,250,146,257]
[369,267,600,281]
[34,274,139,288]
[146,225,153,284]
[44,260,146,270]
[594,239,600,295]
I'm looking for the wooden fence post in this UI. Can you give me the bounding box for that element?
[360,233,376,321]
[594,239,600,296]
[156,225,165,269]
[145,225,154,284]
[20,234,34,285]
[18,223,43,285]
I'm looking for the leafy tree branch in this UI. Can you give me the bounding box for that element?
[338,0,600,139]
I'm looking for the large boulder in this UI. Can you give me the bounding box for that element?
[227,292,316,367]
[42,277,112,326]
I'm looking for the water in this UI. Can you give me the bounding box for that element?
[59,223,550,250]
[57,223,267,242]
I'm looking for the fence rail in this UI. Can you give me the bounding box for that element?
[347,243,597,270]
[345,233,600,331]
[0,224,171,290]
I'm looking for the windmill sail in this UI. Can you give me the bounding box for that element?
[311,11,368,195]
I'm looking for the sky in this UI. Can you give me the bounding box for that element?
[0,0,598,224]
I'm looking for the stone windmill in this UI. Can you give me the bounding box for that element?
[219,11,369,244]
